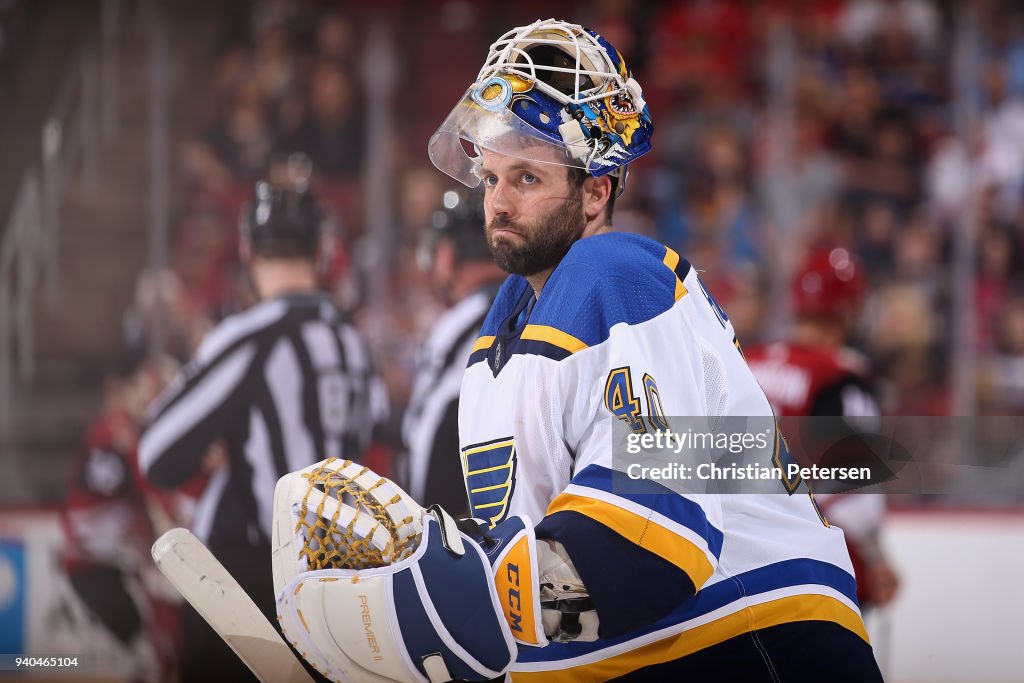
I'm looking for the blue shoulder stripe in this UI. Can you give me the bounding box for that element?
[528,233,690,349]
[477,276,531,338]
[468,235,692,368]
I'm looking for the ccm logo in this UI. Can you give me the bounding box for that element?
[359,595,384,661]
[506,563,523,633]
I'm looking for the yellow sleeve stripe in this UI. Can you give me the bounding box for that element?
[662,246,689,301]
[546,492,714,588]
[520,325,588,354]
[510,594,868,682]
[471,335,495,353]
[675,280,689,302]
[662,245,680,271]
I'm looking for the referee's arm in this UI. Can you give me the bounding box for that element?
[139,339,257,487]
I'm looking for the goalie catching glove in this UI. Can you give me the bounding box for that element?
[271,458,597,683]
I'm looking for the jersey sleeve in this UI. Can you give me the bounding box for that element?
[532,242,729,638]
[536,465,723,638]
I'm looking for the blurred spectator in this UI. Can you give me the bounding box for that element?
[587,0,646,68]
[925,132,974,222]
[857,200,900,278]
[843,106,923,214]
[0,0,25,98]
[866,282,937,358]
[61,358,185,682]
[249,2,299,107]
[274,58,364,180]
[646,0,753,110]
[172,207,238,320]
[122,268,211,363]
[191,90,275,184]
[976,221,1022,349]
[978,57,1024,221]
[314,11,356,63]
[986,4,1024,99]
[837,0,940,56]
[608,168,659,237]
[981,293,1024,412]
[881,345,950,415]
[658,124,760,267]
[831,65,880,163]
[755,94,843,245]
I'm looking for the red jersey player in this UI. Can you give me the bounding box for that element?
[746,247,899,610]
[61,358,187,680]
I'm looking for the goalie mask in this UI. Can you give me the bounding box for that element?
[428,18,653,191]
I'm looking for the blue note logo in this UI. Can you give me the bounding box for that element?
[461,438,517,528]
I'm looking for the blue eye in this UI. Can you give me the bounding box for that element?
[483,175,498,187]
[522,174,537,184]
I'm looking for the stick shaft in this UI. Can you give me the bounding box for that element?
[152,527,313,683]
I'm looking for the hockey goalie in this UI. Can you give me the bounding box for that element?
[271,17,882,683]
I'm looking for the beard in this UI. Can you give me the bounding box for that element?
[485,190,585,277]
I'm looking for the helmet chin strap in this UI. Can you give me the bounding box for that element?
[615,165,630,198]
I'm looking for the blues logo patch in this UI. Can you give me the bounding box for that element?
[461,437,517,528]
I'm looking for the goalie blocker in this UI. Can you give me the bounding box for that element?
[271,458,596,683]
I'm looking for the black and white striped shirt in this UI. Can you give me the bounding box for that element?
[139,293,386,547]
[402,285,498,514]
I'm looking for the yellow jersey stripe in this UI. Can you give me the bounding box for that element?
[547,492,715,587]
[463,438,515,457]
[464,462,513,477]
[470,481,511,494]
[510,594,868,682]
[520,325,588,354]
[662,246,688,301]
[472,335,495,353]
[662,245,680,272]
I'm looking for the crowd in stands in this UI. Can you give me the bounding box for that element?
[0,0,25,99]
[113,0,1024,495]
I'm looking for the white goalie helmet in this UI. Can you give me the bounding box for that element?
[428,18,654,190]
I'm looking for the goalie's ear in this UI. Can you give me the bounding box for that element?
[276,513,517,683]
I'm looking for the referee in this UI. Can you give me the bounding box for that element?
[139,180,386,681]
[402,188,504,515]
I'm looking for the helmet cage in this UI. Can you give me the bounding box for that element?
[428,19,653,190]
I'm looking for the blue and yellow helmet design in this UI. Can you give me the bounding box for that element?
[429,19,654,190]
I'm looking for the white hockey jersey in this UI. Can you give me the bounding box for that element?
[458,232,870,681]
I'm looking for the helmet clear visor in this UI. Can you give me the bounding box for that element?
[428,86,590,188]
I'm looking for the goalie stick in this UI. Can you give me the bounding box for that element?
[152,527,313,683]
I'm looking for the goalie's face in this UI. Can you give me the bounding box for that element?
[479,148,587,278]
